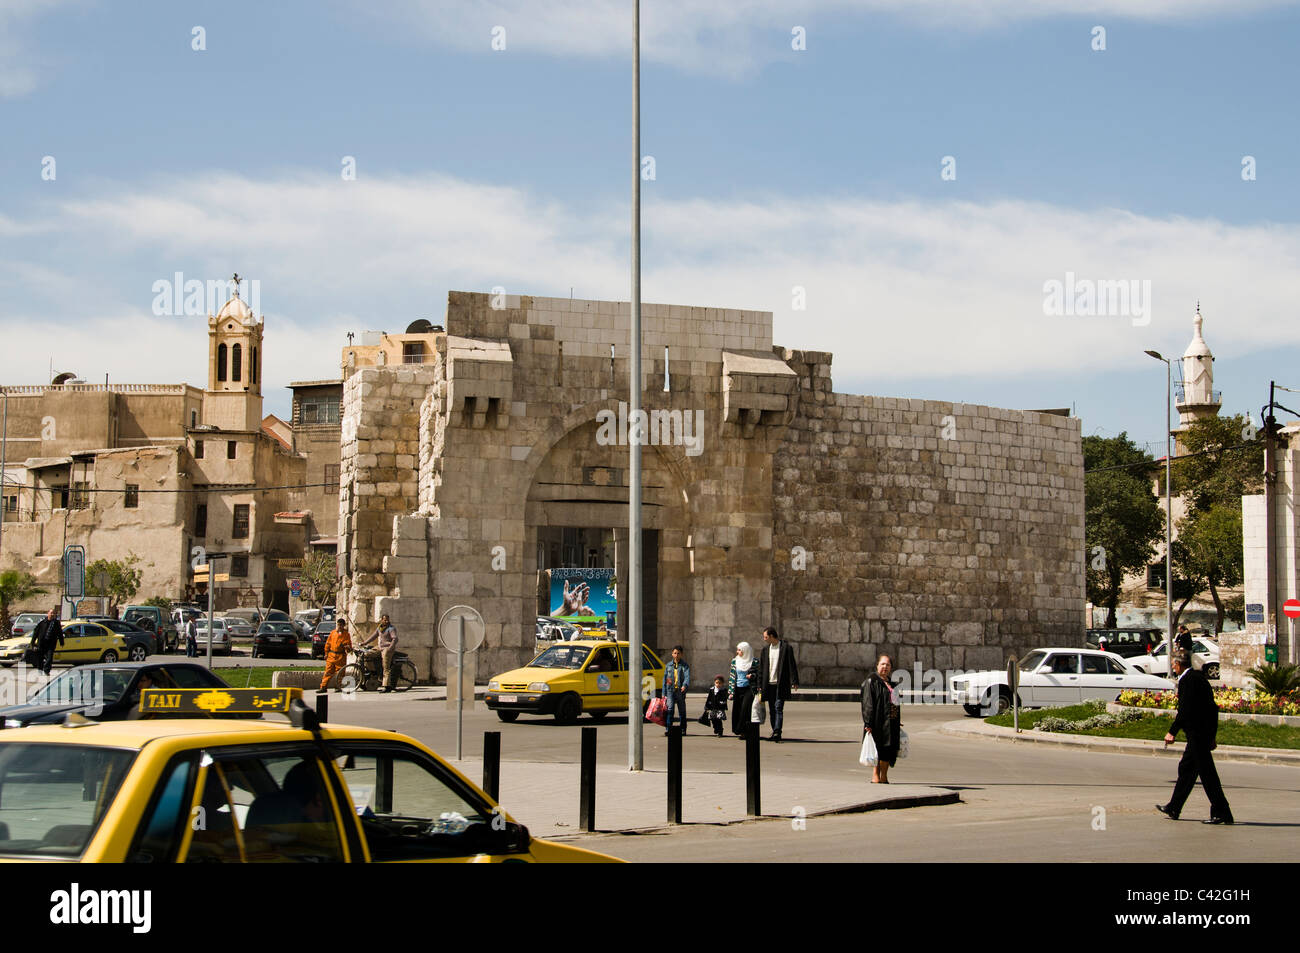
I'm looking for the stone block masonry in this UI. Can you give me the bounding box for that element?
[338,292,1085,686]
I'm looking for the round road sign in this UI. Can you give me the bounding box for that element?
[438,605,486,652]
[1284,599,1300,620]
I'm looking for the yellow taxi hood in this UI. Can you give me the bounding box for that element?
[491,665,564,684]
[0,636,25,649]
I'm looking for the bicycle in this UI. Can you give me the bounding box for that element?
[340,648,417,693]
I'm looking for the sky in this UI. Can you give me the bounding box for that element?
[3,0,1300,453]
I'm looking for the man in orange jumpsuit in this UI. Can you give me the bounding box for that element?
[319,618,352,691]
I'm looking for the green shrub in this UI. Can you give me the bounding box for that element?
[1246,663,1300,695]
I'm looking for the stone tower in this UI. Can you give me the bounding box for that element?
[204,275,264,431]
[1175,306,1221,428]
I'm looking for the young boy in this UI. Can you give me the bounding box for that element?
[703,675,728,737]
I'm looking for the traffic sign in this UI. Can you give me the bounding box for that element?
[64,546,85,599]
[213,573,230,582]
[438,605,485,652]
[1284,599,1300,620]
[289,578,302,596]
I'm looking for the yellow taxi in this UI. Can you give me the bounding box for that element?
[0,689,619,863]
[0,620,129,668]
[486,639,665,723]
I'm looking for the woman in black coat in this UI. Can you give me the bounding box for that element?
[861,653,902,783]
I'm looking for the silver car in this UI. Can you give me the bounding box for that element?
[194,618,234,656]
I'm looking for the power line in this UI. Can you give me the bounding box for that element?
[1084,441,1261,475]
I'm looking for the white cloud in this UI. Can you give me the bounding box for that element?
[0,0,84,98]
[361,0,1299,75]
[3,170,1300,404]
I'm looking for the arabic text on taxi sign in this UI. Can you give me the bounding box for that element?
[139,687,301,714]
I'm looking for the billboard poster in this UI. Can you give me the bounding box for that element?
[544,568,616,627]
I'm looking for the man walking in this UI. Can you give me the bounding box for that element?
[1157,652,1233,824]
[31,607,64,676]
[185,617,198,658]
[758,626,799,743]
[318,618,352,692]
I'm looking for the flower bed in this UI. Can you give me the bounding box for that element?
[1117,687,1300,717]
[1034,705,1155,734]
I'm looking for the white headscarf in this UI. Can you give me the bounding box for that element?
[736,642,753,666]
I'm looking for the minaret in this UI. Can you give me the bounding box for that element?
[1173,304,1221,452]
[202,274,265,431]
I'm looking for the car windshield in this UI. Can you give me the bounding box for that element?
[28,668,135,706]
[259,623,295,634]
[0,743,136,858]
[528,645,593,670]
[1017,651,1046,672]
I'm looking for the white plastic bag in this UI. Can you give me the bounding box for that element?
[859,732,879,766]
[751,694,766,725]
[897,729,909,760]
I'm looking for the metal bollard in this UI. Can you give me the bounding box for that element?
[315,690,328,724]
[667,725,682,824]
[482,731,501,801]
[745,721,761,816]
[579,726,597,832]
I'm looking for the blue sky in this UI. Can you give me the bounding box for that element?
[3,0,1300,453]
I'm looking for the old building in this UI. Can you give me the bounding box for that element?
[0,283,308,612]
[338,292,1085,686]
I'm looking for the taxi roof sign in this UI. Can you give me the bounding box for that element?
[139,687,301,715]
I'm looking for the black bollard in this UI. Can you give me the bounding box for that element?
[579,726,597,832]
[667,725,682,824]
[482,731,501,801]
[745,721,761,816]
[315,690,328,724]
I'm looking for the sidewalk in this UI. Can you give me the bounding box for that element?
[445,756,958,837]
[940,718,1300,766]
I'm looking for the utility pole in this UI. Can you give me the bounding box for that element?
[626,0,644,772]
[1262,382,1300,663]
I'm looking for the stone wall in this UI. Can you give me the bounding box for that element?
[770,349,1085,684]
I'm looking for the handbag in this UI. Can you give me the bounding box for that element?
[696,711,711,726]
[897,729,910,760]
[645,696,668,726]
[859,732,879,767]
[750,694,766,725]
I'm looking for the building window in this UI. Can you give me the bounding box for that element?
[3,495,16,514]
[1146,564,1165,591]
[300,397,340,425]
[217,343,227,382]
[252,346,258,385]
[232,504,250,539]
[324,464,339,492]
[195,503,207,537]
[231,343,242,382]
[230,554,249,578]
[54,488,69,510]
[195,439,204,459]
[70,482,90,510]
[191,409,197,428]
[124,484,139,509]
[227,440,237,460]
[402,341,425,364]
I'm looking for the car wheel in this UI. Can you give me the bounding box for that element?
[588,709,610,721]
[554,694,582,724]
[985,688,1011,715]
[0,662,13,668]
[963,704,983,717]
[496,711,520,723]
[128,644,148,662]
[1205,664,1220,680]
[100,650,119,663]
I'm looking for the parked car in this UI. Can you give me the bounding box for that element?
[193,618,233,656]
[251,622,300,659]
[311,620,334,659]
[0,661,232,727]
[7,612,46,641]
[951,647,1175,716]
[536,616,579,641]
[121,605,179,653]
[221,616,255,640]
[0,621,129,668]
[1084,627,1162,659]
[76,617,157,660]
[293,609,320,639]
[1128,638,1221,680]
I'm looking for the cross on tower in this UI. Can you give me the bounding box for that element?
[231,273,241,297]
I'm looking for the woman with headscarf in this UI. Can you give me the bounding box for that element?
[861,653,902,782]
[728,641,759,737]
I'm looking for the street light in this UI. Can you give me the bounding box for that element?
[627,0,644,771]
[1144,350,1173,648]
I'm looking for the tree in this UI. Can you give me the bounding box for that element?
[0,571,47,638]
[143,596,172,610]
[1170,413,1263,512]
[298,550,339,609]
[1172,503,1244,633]
[1084,434,1165,628]
[86,555,143,614]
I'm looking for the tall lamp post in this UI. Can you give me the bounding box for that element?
[626,0,644,771]
[1144,350,1173,645]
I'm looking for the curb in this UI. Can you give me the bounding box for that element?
[939,719,1300,766]
[1106,702,1300,728]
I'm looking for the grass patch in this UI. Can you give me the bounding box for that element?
[988,703,1300,749]
[215,666,324,689]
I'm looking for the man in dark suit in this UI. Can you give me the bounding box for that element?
[758,626,799,743]
[31,607,65,676]
[1156,652,1233,824]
